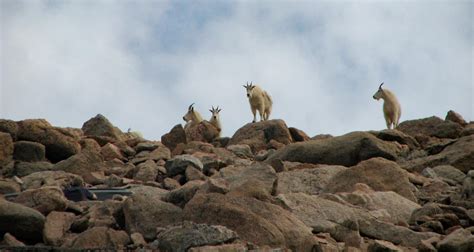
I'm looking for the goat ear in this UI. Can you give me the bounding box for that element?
[251,86,255,90]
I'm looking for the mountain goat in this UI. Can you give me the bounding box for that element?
[243,82,273,123]
[209,106,222,136]
[373,82,402,129]
[183,103,203,130]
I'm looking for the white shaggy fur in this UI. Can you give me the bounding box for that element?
[373,83,402,129]
[183,103,203,130]
[243,82,273,123]
[209,106,222,137]
[127,128,144,139]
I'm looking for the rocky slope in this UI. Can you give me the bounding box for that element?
[0,111,473,251]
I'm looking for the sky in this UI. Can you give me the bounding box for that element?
[1,0,473,140]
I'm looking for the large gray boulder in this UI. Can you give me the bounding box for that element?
[0,199,46,244]
[155,222,239,252]
[397,116,463,139]
[266,132,402,167]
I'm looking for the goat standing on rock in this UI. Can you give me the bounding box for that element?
[209,106,222,137]
[243,82,273,123]
[183,103,203,130]
[373,82,402,130]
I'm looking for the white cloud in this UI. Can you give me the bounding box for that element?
[1,0,472,140]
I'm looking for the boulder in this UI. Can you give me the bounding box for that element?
[188,243,248,252]
[226,144,254,159]
[276,165,347,195]
[0,119,19,140]
[75,199,125,229]
[3,233,26,247]
[43,211,75,246]
[185,121,221,143]
[397,116,463,139]
[371,129,420,150]
[368,240,403,252]
[163,180,205,208]
[81,114,124,141]
[266,132,402,167]
[461,123,474,137]
[445,110,467,126]
[134,160,158,182]
[183,193,317,251]
[20,171,81,190]
[0,180,21,194]
[185,166,206,181]
[13,186,68,215]
[100,143,124,161]
[68,226,130,249]
[437,228,474,252]
[53,149,106,178]
[13,141,46,162]
[289,127,310,142]
[0,132,13,167]
[165,154,203,177]
[161,124,187,152]
[123,192,183,241]
[323,158,418,202]
[14,161,53,177]
[402,135,474,173]
[155,222,239,252]
[0,198,45,244]
[16,119,81,162]
[229,119,293,153]
[432,165,466,184]
[212,162,277,195]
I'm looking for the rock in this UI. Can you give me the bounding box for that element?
[163,178,181,190]
[212,162,277,195]
[462,170,474,199]
[14,161,53,177]
[185,121,221,143]
[161,124,187,152]
[165,154,203,177]
[276,165,347,195]
[13,186,68,215]
[437,228,474,252]
[155,222,239,252]
[431,165,466,184]
[53,149,106,178]
[101,143,124,161]
[397,116,463,139]
[134,160,158,182]
[0,132,13,167]
[135,141,161,152]
[183,193,316,251]
[148,145,172,161]
[402,135,474,173]
[0,180,21,194]
[461,123,474,137]
[0,119,18,140]
[198,178,230,194]
[368,240,403,252]
[226,144,254,159]
[323,158,418,202]
[21,170,81,190]
[229,119,293,153]
[445,110,467,126]
[371,129,420,150]
[130,232,147,248]
[226,179,273,202]
[123,192,183,241]
[43,211,75,246]
[75,199,124,229]
[128,185,169,199]
[81,114,124,141]
[188,243,248,252]
[163,180,205,208]
[0,198,46,244]
[68,226,130,249]
[326,185,421,224]
[16,119,81,162]
[266,132,402,167]
[13,141,46,162]
[185,166,206,181]
[3,233,26,246]
[289,127,310,142]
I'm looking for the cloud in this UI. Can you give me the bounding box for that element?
[1,0,472,140]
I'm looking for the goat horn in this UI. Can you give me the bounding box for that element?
[379,82,384,89]
[188,103,195,110]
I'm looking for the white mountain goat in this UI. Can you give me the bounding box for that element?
[209,106,222,136]
[127,128,144,139]
[243,82,273,123]
[183,103,203,130]
[373,82,402,129]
